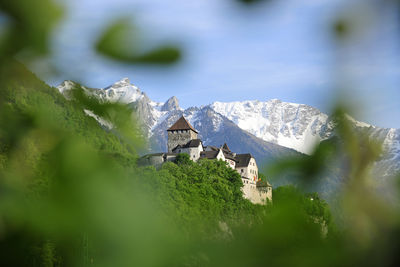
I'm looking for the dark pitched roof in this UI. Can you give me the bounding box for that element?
[206,146,219,151]
[235,153,253,167]
[186,139,202,148]
[172,139,202,152]
[223,152,238,162]
[200,150,219,159]
[222,143,231,152]
[219,143,238,162]
[167,116,198,133]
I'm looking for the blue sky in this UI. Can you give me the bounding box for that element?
[43,0,400,128]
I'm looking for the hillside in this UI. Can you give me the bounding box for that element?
[56,78,399,176]
[56,78,400,200]
[0,61,139,168]
[0,62,303,266]
[57,78,301,164]
[2,62,399,267]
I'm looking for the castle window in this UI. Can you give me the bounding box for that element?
[241,169,243,172]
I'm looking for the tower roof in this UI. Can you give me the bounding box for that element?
[222,143,231,152]
[167,116,198,133]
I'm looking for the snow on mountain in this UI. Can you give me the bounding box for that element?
[210,99,400,178]
[83,109,113,129]
[211,99,334,154]
[56,78,400,179]
[99,78,144,104]
[57,80,76,94]
[57,77,147,104]
[57,78,170,135]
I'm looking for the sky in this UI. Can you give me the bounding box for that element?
[40,0,400,128]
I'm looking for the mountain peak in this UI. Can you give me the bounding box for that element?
[102,78,143,104]
[162,96,180,111]
[56,80,77,94]
[116,77,130,85]
[269,98,282,103]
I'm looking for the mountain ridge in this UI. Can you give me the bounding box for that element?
[57,78,400,182]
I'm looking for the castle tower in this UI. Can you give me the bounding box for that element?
[167,116,198,152]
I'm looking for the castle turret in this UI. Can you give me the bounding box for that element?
[167,116,198,152]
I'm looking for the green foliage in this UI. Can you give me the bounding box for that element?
[273,185,333,233]
[135,159,258,234]
[95,18,181,65]
[0,0,62,58]
[1,0,400,266]
[175,153,192,165]
[0,62,397,266]
[258,172,267,181]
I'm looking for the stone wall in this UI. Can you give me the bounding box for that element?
[175,146,202,161]
[242,184,272,205]
[180,146,203,161]
[167,130,198,152]
[138,154,177,167]
[138,154,164,166]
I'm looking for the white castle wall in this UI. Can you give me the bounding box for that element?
[174,145,203,161]
[242,183,272,205]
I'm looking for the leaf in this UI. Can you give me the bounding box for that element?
[95,18,181,65]
[0,0,63,58]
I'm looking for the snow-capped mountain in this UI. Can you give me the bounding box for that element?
[211,100,333,154]
[57,78,168,134]
[56,78,400,181]
[210,99,400,175]
[57,78,147,104]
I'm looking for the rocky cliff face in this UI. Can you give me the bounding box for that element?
[161,96,180,112]
[211,99,400,181]
[211,100,334,154]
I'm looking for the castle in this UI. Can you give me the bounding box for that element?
[141,116,272,204]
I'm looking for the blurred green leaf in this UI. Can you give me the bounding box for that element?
[333,19,350,39]
[0,1,400,266]
[96,18,181,65]
[0,0,62,59]
[265,138,337,186]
